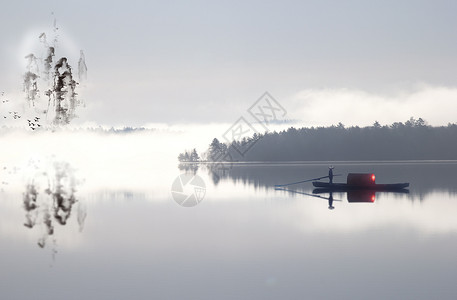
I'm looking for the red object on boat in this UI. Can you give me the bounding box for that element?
[347,173,376,185]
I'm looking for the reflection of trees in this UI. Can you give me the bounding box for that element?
[203,162,233,185]
[178,162,234,185]
[22,160,86,249]
[23,184,39,229]
[178,163,199,174]
[52,162,78,225]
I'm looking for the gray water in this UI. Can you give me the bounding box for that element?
[1,160,457,300]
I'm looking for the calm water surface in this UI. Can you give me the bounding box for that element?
[1,158,457,300]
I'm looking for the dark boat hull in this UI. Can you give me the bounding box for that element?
[313,188,409,194]
[312,181,409,191]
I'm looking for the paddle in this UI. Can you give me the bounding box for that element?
[274,187,343,201]
[274,174,341,187]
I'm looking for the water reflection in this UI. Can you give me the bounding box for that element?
[205,162,233,185]
[1,158,456,299]
[275,187,344,209]
[328,192,334,209]
[22,159,85,249]
[276,186,389,209]
[177,162,199,174]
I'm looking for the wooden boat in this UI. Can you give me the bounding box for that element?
[312,173,409,191]
[312,181,409,191]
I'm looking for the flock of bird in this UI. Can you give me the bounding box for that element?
[27,117,41,130]
[1,92,41,130]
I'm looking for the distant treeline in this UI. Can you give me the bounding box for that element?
[198,118,457,161]
[0,126,154,134]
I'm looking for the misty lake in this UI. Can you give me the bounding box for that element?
[3,1,457,299]
[1,133,457,300]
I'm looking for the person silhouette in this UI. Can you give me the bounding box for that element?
[328,192,335,210]
[328,166,334,184]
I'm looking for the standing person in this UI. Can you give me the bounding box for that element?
[328,166,334,184]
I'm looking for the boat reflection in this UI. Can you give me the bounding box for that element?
[276,187,409,209]
[275,187,343,210]
[346,190,376,203]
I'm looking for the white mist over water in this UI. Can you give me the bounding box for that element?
[2,128,457,236]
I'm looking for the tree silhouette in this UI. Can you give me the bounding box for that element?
[191,117,457,162]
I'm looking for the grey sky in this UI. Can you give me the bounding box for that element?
[1,0,456,126]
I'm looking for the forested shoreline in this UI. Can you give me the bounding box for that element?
[179,118,457,162]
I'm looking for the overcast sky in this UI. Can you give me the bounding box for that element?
[1,0,456,126]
